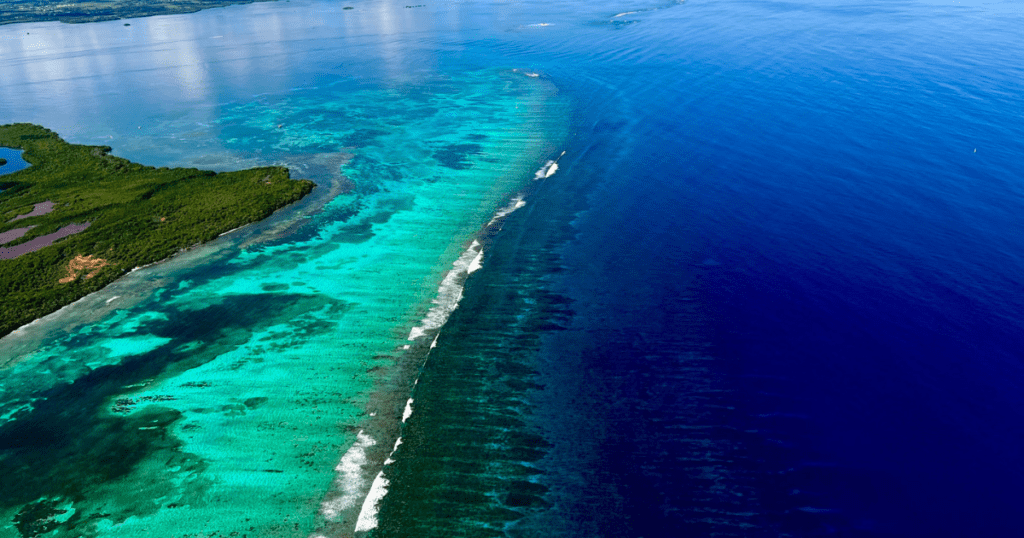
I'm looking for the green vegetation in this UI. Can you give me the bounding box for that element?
[0,0,275,26]
[0,158,7,166]
[0,123,314,337]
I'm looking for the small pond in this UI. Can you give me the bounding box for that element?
[0,147,30,177]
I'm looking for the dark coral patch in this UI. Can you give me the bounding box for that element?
[432,143,482,170]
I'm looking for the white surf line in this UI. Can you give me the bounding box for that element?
[533,150,566,180]
[350,154,567,532]
[467,248,484,274]
[353,424,411,532]
[319,430,377,521]
[407,239,483,341]
[401,395,413,422]
[105,296,120,305]
[413,152,566,340]
[354,468,390,532]
[488,195,527,226]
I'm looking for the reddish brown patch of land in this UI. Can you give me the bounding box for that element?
[59,254,110,284]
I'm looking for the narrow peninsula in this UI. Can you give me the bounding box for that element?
[0,0,275,26]
[0,123,314,338]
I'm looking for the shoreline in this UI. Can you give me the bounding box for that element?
[0,0,278,26]
[0,63,569,536]
[0,123,316,339]
[0,162,345,361]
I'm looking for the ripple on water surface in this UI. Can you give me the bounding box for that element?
[0,68,566,538]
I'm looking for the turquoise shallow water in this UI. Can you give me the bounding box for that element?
[6,0,1023,536]
[0,3,567,536]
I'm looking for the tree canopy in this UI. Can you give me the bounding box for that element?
[0,123,314,337]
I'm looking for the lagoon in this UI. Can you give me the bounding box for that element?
[3,0,1024,536]
[0,2,566,536]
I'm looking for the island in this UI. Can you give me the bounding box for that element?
[0,123,314,338]
[0,158,7,166]
[0,0,276,26]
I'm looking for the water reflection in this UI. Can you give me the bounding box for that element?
[0,1,457,153]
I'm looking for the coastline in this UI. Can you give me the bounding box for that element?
[0,0,278,26]
[0,123,316,339]
[0,65,569,537]
[0,159,347,363]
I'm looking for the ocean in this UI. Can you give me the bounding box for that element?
[1,0,1023,536]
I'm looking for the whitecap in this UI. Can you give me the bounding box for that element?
[467,248,484,274]
[319,431,376,521]
[533,151,566,180]
[534,160,555,180]
[406,240,482,340]
[488,195,526,225]
[384,437,403,465]
[354,471,389,532]
[402,398,414,422]
[354,436,405,532]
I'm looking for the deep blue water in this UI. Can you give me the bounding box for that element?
[384,0,1024,535]
[1,0,1023,535]
[514,0,1024,535]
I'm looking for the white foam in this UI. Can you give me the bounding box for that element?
[613,11,638,17]
[406,240,482,340]
[488,195,526,226]
[319,431,376,521]
[534,160,555,180]
[105,296,120,305]
[354,470,389,532]
[402,399,414,422]
[467,248,484,274]
[534,152,565,180]
[353,435,406,533]
[384,437,403,464]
